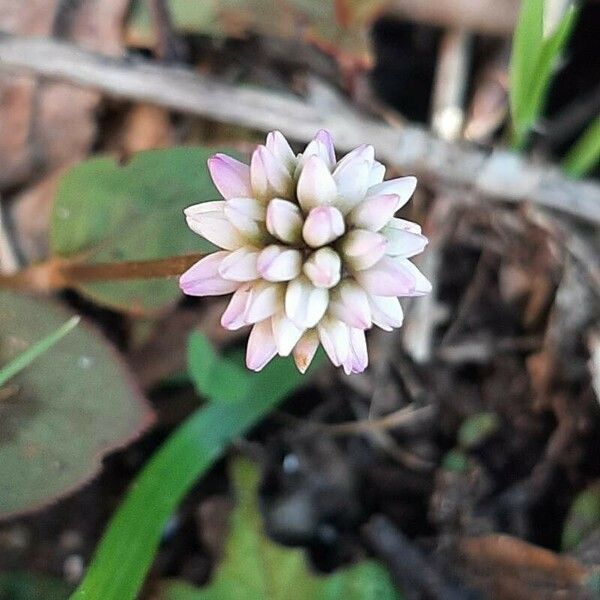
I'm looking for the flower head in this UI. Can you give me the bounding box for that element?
[180,130,430,374]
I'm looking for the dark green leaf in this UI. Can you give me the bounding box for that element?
[159,458,400,600]
[0,291,152,518]
[71,334,314,600]
[50,147,229,313]
[0,316,79,388]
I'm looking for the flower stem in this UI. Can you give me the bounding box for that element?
[0,253,204,293]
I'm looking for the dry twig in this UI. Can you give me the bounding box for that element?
[0,35,599,225]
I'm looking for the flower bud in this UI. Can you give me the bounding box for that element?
[265,198,303,245]
[302,206,345,248]
[257,245,302,282]
[303,248,341,289]
[340,229,387,271]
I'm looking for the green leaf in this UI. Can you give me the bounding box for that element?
[71,333,314,600]
[187,332,322,403]
[0,316,79,388]
[186,333,251,402]
[509,0,578,149]
[159,458,400,600]
[561,481,600,551]
[0,290,152,518]
[457,412,500,449]
[50,147,230,313]
[0,571,72,600]
[563,115,600,177]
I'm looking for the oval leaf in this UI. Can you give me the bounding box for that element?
[50,147,229,313]
[0,290,153,518]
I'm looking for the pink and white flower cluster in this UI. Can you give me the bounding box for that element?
[180,130,430,374]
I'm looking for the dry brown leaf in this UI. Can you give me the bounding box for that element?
[457,534,592,600]
[0,0,129,191]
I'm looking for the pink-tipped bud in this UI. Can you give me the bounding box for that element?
[184,201,245,251]
[250,145,293,200]
[348,194,400,231]
[257,245,302,282]
[367,176,417,209]
[265,198,303,245]
[218,247,259,282]
[297,155,337,212]
[265,130,296,173]
[329,279,372,329]
[207,154,252,200]
[340,229,387,271]
[285,275,329,328]
[224,197,266,241]
[302,206,345,248]
[303,248,341,289]
[179,251,240,297]
[293,329,319,374]
[317,316,350,367]
[246,319,277,371]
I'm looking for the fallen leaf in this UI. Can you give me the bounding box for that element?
[0,290,153,518]
[158,457,400,599]
[0,0,129,190]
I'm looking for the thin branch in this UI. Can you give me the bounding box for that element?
[0,34,599,225]
[388,0,519,36]
[0,254,203,293]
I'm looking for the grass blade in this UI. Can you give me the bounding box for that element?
[509,0,578,149]
[0,315,80,388]
[71,333,312,600]
[563,115,600,177]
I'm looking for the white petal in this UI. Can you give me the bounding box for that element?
[369,160,386,186]
[297,155,337,212]
[293,329,320,374]
[265,130,296,173]
[303,248,342,289]
[285,275,329,328]
[246,319,278,371]
[184,201,245,250]
[343,328,369,374]
[367,176,417,210]
[332,158,371,214]
[354,256,417,296]
[218,247,259,281]
[318,316,350,367]
[335,145,374,171]
[221,284,253,330]
[257,245,302,282]
[207,154,252,200]
[250,145,293,200]
[340,229,387,271]
[385,216,422,234]
[369,295,404,331]
[329,279,372,329]
[348,194,400,231]
[266,198,304,244]
[383,226,428,258]
[224,197,266,241]
[393,258,432,295]
[302,206,345,248]
[244,281,285,324]
[179,251,240,297]
[313,130,336,167]
[272,312,305,356]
